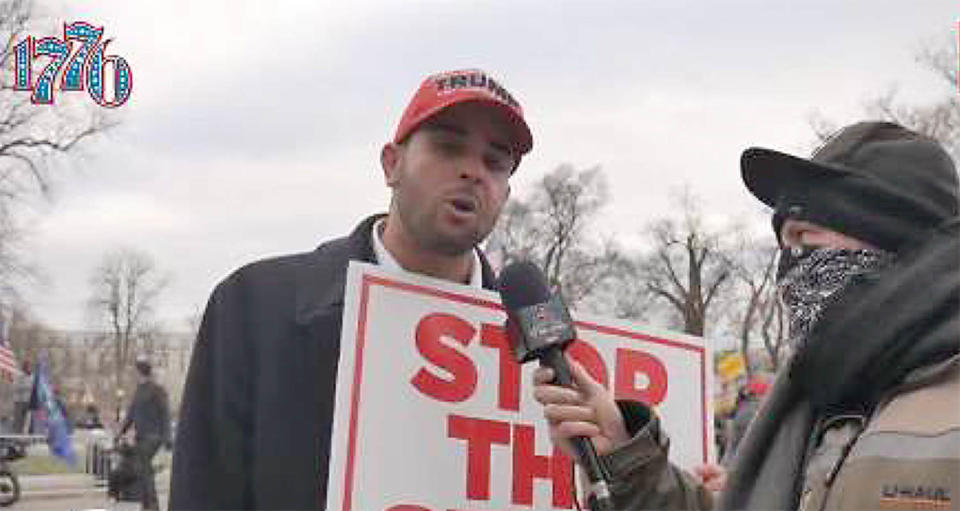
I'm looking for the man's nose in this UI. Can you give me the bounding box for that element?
[457,153,485,182]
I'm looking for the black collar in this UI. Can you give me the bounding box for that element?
[295,214,497,324]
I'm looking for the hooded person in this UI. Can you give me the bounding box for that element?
[530,121,959,510]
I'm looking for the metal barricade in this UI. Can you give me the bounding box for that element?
[84,436,113,483]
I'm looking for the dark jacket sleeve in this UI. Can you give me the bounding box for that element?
[157,385,172,445]
[119,393,135,436]
[170,273,255,510]
[601,401,714,511]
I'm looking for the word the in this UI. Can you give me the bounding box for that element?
[447,414,573,506]
[384,414,575,509]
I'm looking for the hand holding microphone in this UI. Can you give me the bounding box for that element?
[532,358,630,458]
[497,261,622,511]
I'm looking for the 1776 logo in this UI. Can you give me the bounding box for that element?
[10,21,131,108]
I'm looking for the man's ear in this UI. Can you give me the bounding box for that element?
[381,143,401,187]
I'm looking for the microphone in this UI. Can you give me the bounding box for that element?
[497,261,615,511]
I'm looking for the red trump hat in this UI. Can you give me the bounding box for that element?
[393,69,533,158]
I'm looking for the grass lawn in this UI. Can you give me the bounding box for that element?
[10,454,84,475]
[10,442,174,476]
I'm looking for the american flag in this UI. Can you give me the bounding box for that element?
[0,315,19,383]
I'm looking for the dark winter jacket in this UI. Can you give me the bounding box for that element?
[599,221,960,510]
[120,380,170,443]
[169,214,497,510]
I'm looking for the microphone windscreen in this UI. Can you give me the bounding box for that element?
[497,261,550,310]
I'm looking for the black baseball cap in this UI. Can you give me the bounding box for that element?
[741,121,959,252]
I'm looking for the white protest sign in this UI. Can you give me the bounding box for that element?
[326,261,713,511]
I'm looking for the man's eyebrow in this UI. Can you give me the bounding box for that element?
[488,139,512,156]
[425,122,514,157]
[424,122,467,137]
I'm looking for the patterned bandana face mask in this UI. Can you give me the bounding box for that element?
[777,247,896,353]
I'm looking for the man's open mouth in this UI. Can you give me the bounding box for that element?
[450,197,478,214]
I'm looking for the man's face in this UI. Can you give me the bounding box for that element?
[779,219,876,250]
[381,102,516,256]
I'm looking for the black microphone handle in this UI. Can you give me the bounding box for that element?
[540,348,615,511]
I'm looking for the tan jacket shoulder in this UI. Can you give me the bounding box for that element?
[813,356,960,511]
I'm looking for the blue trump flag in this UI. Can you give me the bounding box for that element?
[29,360,76,465]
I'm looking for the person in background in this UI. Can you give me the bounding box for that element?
[117,356,171,511]
[532,121,959,510]
[79,404,104,430]
[721,376,769,465]
[11,360,31,434]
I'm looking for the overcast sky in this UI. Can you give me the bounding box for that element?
[15,0,959,331]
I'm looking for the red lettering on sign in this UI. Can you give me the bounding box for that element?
[614,348,668,405]
[511,424,573,507]
[480,324,522,412]
[567,339,609,388]
[411,313,478,403]
[448,414,511,500]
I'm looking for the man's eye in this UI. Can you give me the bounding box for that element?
[485,154,512,173]
[435,140,463,154]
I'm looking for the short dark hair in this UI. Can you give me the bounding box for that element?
[135,360,152,377]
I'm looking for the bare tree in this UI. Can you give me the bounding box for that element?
[87,248,168,415]
[731,242,774,375]
[725,231,793,374]
[0,208,37,302]
[807,112,840,145]
[488,200,539,267]
[0,0,115,197]
[868,37,959,157]
[757,289,789,372]
[6,302,50,368]
[865,90,958,158]
[811,36,959,157]
[536,165,608,290]
[184,310,202,340]
[583,254,652,321]
[638,189,733,336]
[489,164,627,307]
[0,0,115,298]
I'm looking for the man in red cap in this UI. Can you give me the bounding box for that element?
[170,69,533,510]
